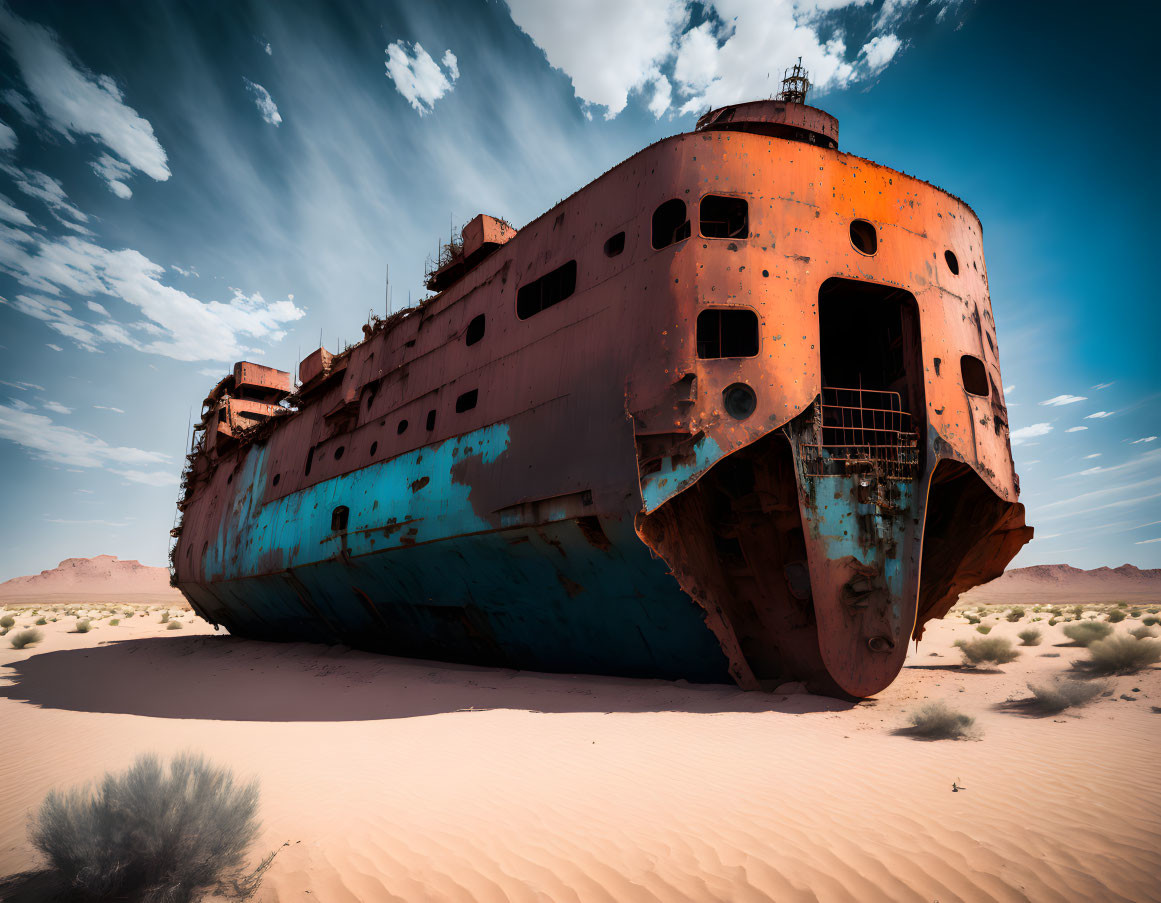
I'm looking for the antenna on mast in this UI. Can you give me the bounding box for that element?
[777,57,810,104]
[385,263,390,316]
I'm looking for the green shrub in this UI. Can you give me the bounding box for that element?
[966,615,980,624]
[955,636,1020,667]
[1062,621,1114,646]
[74,620,91,634]
[1048,617,1059,626]
[35,617,47,626]
[0,614,14,628]
[1023,677,1109,714]
[1129,610,1142,619]
[1006,607,1025,622]
[167,620,183,630]
[975,624,992,634]
[1129,626,1157,640]
[1017,628,1042,646]
[902,701,979,740]
[1107,609,1126,623]
[109,619,120,626]
[1080,635,1161,675]
[10,628,43,650]
[1143,616,1159,626]
[30,752,261,902]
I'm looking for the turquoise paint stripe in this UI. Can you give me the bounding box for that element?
[640,433,724,513]
[205,423,511,581]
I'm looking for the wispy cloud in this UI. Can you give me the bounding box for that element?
[1065,426,1087,433]
[0,6,169,193]
[1039,394,1086,407]
[93,404,125,413]
[0,116,14,150]
[384,42,459,115]
[1131,436,1157,445]
[90,153,134,199]
[44,516,131,527]
[1091,382,1114,390]
[243,78,282,126]
[1010,422,1052,446]
[0,402,175,486]
[42,400,71,414]
[1083,453,1101,459]
[1136,537,1161,545]
[0,162,88,227]
[45,342,62,351]
[1085,410,1114,419]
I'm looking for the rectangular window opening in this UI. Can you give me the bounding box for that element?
[516,260,577,319]
[455,389,478,413]
[696,309,759,358]
[700,195,749,239]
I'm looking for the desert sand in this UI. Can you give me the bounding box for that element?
[961,563,1161,605]
[1,603,1158,902]
[0,555,186,607]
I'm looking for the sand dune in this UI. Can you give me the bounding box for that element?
[0,606,1158,902]
[962,563,1161,604]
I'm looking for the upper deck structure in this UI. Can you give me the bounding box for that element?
[172,67,1032,698]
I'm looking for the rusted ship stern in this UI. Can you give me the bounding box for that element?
[173,63,1031,699]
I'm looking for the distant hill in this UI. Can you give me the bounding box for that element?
[962,563,1161,604]
[0,555,186,605]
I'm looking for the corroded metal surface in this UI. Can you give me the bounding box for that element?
[172,96,1031,698]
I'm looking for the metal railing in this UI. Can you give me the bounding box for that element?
[801,386,920,481]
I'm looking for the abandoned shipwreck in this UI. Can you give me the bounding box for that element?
[172,67,1032,697]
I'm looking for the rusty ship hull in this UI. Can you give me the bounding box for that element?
[173,95,1032,698]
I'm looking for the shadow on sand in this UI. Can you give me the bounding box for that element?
[0,635,859,722]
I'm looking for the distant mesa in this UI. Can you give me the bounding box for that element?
[0,555,185,605]
[963,563,1161,604]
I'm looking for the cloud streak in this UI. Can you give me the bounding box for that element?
[244,78,282,126]
[384,41,459,115]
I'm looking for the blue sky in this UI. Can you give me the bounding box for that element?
[0,0,1157,580]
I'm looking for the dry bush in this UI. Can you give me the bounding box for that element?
[30,752,261,903]
[1023,677,1110,714]
[1144,616,1159,626]
[1079,635,1161,676]
[1107,609,1127,623]
[955,636,1020,667]
[167,620,183,630]
[10,628,43,650]
[74,619,92,634]
[1005,607,1025,622]
[975,624,992,634]
[1062,621,1114,646]
[109,618,120,626]
[0,614,14,629]
[901,702,980,740]
[1048,617,1059,626]
[965,614,980,624]
[1017,628,1042,646]
[160,612,170,623]
[1130,626,1158,640]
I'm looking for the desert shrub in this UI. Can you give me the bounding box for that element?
[1148,607,1160,614]
[0,614,14,628]
[975,624,992,634]
[74,620,91,634]
[1006,607,1025,622]
[1107,609,1127,623]
[1048,617,1059,626]
[956,636,1020,667]
[1062,621,1114,646]
[1023,677,1109,714]
[1130,610,1142,618]
[1129,626,1157,640]
[35,617,47,625]
[167,620,183,630]
[109,619,120,626]
[30,752,261,903]
[1079,635,1161,675]
[1017,628,1042,646]
[966,615,980,624]
[1143,616,1159,627]
[160,612,170,623]
[10,628,43,650]
[902,701,979,740]
[1071,605,1085,617]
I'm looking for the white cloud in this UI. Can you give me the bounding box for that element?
[1039,394,1087,406]
[8,397,33,411]
[1,87,36,125]
[45,342,62,351]
[243,78,282,126]
[86,300,110,315]
[1003,384,1014,394]
[673,22,719,98]
[1065,426,1087,433]
[1135,537,1161,545]
[42,400,71,414]
[109,468,179,487]
[171,264,199,278]
[93,404,126,413]
[0,191,33,226]
[1083,453,1101,459]
[874,0,920,31]
[1091,381,1114,390]
[1131,436,1157,445]
[0,7,169,187]
[0,403,173,484]
[0,162,88,225]
[384,41,460,115]
[0,234,305,361]
[0,116,15,150]
[0,379,43,391]
[860,33,902,74]
[264,42,273,56]
[648,73,672,117]
[90,153,134,198]
[507,0,684,117]
[1010,422,1052,446]
[1085,410,1114,419]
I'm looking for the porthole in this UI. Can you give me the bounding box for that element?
[331,505,349,532]
[465,314,485,346]
[426,409,436,431]
[272,473,280,486]
[850,219,877,255]
[603,231,625,257]
[397,419,408,435]
[334,445,345,460]
[960,355,989,397]
[455,389,478,413]
[944,249,959,275]
[369,441,378,456]
[722,383,757,420]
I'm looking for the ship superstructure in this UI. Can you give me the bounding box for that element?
[173,68,1031,697]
